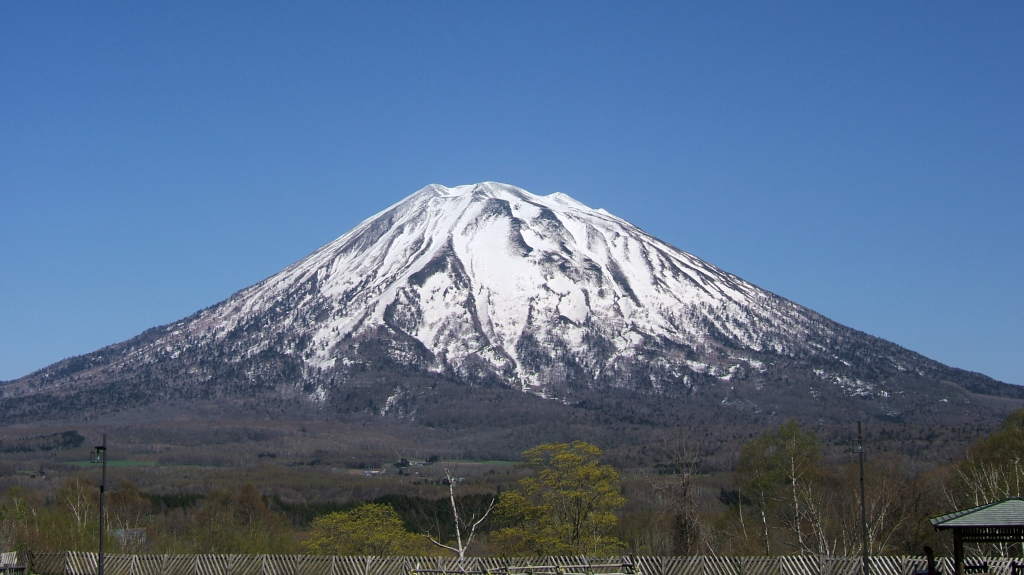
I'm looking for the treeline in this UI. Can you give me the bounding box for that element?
[615,411,1024,557]
[0,480,293,554]
[3,410,1024,557]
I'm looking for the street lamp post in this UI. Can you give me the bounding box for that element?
[91,434,107,575]
[854,422,868,575]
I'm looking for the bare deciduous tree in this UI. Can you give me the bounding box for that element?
[59,475,96,531]
[425,468,496,559]
[652,428,713,555]
[108,480,151,553]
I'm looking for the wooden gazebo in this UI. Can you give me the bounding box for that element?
[932,498,1024,575]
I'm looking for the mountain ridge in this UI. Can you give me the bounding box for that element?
[2,182,1020,432]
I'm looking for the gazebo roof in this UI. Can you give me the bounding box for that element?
[932,497,1024,529]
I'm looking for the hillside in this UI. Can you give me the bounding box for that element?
[2,182,1019,462]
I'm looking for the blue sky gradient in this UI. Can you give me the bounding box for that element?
[1,2,1021,384]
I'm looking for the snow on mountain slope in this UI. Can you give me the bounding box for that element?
[168,182,819,393]
[5,182,1019,420]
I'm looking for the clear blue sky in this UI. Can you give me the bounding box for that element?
[1,2,1021,384]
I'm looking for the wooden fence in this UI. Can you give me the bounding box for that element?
[17,554,1020,575]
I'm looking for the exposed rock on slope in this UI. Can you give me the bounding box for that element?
[3,182,1019,426]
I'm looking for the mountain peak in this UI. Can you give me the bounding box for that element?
[91,183,964,396]
[4,182,1018,428]
[423,182,596,213]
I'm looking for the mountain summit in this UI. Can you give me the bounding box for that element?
[3,182,1019,429]
[204,181,819,396]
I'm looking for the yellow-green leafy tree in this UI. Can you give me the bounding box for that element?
[0,486,35,551]
[491,441,626,556]
[304,503,436,556]
[45,474,101,551]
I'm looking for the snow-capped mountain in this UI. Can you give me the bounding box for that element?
[3,182,1019,425]
[184,181,820,396]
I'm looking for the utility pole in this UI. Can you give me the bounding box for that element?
[856,422,869,575]
[92,434,107,575]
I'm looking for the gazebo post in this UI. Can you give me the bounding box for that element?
[953,529,963,575]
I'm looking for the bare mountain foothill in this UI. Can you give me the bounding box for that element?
[2,182,1020,472]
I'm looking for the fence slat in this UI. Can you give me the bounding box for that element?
[26,554,1024,575]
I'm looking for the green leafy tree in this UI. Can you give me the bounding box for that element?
[735,432,783,554]
[491,440,626,556]
[735,420,820,555]
[304,503,435,556]
[774,420,821,552]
